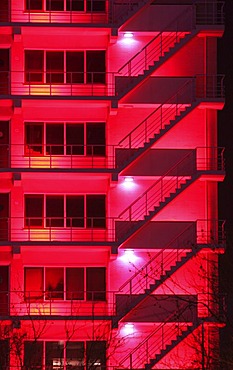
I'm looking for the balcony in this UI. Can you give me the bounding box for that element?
[0,0,225,27]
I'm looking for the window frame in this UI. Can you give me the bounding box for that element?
[24,266,106,302]
[24,122,106,157]
[24,50,106,85]
[24,340,106,370]
[25,0,106,13]
[24,194,106,229]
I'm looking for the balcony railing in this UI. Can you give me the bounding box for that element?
[0,290,226,321]
[0,72,225,98]
[0,140,225,171]
[0,1,225,25]
[0,218,226,245]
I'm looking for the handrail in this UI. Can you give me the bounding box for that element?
[118,223,195,292]
[119,315,199,368]
[118,5,193,75]
[117,78,193,148]
[118,147,224,222]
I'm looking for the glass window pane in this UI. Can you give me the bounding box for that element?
[66,268,84,300]
[25,267,44,301]
[46,195,64,227]
[25,123,43,155]
[86,123,105,156]
[66,196,84,227]
[25,51,43,83]
[0,340,9,369]
[46,0,64,10]
[86,341,106,369]
[86,267,106,301]
[46,342,64,367]
[25,195,43,227]
[87,0,105,12]
[26,0,43,10]
[46,51,64,83]
[66,342,85,369]
[66,124,84,155]
[66,52,84,84]
[46,124,64,155]
[86,51,105,84]
[86,195,106,228]
[24,341,43,370]
[67,0,84,11]
[45,268,64,299]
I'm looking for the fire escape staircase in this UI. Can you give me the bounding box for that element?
[114,1,224,99]
[118,317,201,369]
[110,0,153,28]
[112,240,201,328]
[115,6,199,100]
[115,85,200,175]
[144,320,200,370]
[116,166,201,247]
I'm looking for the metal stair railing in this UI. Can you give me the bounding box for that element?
[116,147,224,242]
[118,224,195,296]
[115,79,194,168]
[116,6,194,78]
[119,314,199,369]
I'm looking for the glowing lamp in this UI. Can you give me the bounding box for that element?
[124,323,134,334]
[124,32,134,38]
[124,176,134,182]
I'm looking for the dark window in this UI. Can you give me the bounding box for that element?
[46,51,64,83]
[86,267,106,301]
[86,51,105,84]
[46,124,64,155]
[46,196,64,227]
[66,196,84,227]
[25,195,43,227]
[0,340,9,370]
[25,267,44,301]
[87,0,105,12]
[86,122,105,156]
[46,342,64,368]
[66,52,84,83]
[66,268,84,300]
[26,0,43,10]
[86,195,106,228]
[67,0,84,11]
[46,0,64,10]
[66,124,84,155]
[24,341,43,370]
[45,268,64,299]
[87,341,106,369]
[66,342,85,369]
[25,51,43,83]
[25,123,43,155]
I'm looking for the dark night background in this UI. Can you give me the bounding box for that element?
[218,0,233,365]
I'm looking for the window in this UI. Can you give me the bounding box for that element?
[25,51,106,84]
[25,122,105,157]
[25,50,43,83]
[46,195,64,227]
[25,195,43,227]
[26,0,43,11]
[46,51,64,83]
[86,267,106,301]
[45,267,64,299]
[24,267,44,301]
[25,123,43,155]
[25,194,106,229]
[26,0,105,12]
[24,341,43,370]
[24,267,106,301]
[0,340,9,370]
[24,341,106,370]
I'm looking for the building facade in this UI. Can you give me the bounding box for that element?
[0,0,226,368]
